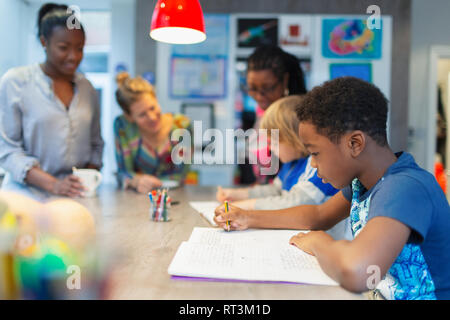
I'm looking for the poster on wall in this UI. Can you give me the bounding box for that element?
[170,56,226,99]
[237,18,278,48]
[322,18,382,59]
[172,14,229,56]
[279,15,312,55]
[170,14,229,99]
[329,63,372,83]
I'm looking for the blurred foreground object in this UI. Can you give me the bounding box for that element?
[0,192,116,299]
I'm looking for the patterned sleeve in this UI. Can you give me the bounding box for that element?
[164,114,192,183]
[113,116,137,187]
[248,177,282,198]
[253,180,323,210]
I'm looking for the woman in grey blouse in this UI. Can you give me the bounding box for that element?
[0,3,103,199]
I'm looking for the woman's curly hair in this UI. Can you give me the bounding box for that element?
[296,77,389,146]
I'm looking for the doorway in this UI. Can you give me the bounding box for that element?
[428,46,450,198]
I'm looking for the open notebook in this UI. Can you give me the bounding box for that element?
[189,201,220,226]
[168,227,338,286]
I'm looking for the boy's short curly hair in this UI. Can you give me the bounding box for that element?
[296,77,389,146]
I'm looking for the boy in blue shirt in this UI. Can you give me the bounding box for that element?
[214,77,450,299]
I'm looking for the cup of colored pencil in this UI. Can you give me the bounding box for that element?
[148,189,172,222]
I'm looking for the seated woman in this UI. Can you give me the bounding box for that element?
[114,72,191,194]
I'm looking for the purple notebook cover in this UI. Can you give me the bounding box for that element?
[171,275,316,286]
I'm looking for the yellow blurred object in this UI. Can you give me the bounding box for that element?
[0,192,96,251]
[0,210,17,229]
[0,193,97,299]
[0,192,43,258]
[16,236,39,257]
[42,199,96,250]
[1,253,18,300]
[0,198,19,300]
[0,191,41,236]
[184,171,199,185]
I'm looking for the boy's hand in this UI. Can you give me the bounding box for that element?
[214,203,250,231]
[289,231,333,256]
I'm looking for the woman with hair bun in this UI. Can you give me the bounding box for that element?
[0,3,104,199]
[114,72,191,194]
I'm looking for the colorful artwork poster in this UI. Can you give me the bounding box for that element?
[329,63,372,83]
[322,18,382,59]
[170,55,226,99]
[237,18,278,48]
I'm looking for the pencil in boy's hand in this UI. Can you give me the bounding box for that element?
[224,200,230,232]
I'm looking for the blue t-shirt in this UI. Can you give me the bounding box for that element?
[277,157,338,197]
[341,152,450,300]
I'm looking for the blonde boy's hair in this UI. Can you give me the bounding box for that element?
[115,72,156,114]
[260,95,307,156]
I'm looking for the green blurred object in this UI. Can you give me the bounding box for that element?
[14,236,79,299]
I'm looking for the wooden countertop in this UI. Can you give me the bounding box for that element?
[75,185,364,300]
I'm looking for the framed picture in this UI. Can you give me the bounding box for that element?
[237,18,278,48]
[181,103,215,153]
[329,63,372,83]
[172,14,229,57]
[181,103,215,131]
[322,18,382,59]
[170,56,227,99]
[279,15,312,55]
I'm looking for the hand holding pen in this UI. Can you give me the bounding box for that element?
[214,202,250,231]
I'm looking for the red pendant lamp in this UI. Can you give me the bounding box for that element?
[150,0,206,44]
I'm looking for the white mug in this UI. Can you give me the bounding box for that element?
[72,168,102,197]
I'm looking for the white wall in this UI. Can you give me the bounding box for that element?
[156,14,393,186]
[0,0,27,76]
[409,0,450,172]
[311,15,392,143]
[20,0,113,67]
[103,0,136,184]
[155,16,235,186]
[0,0,29,176]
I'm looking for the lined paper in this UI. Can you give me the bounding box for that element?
[168,227,337,286]
[189,201,220,226]
[188,227,308,246]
